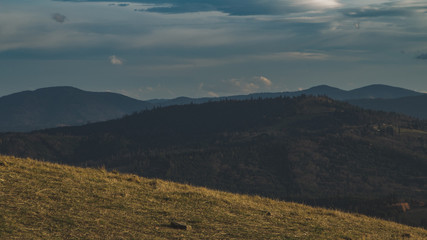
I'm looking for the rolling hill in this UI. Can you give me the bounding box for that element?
[1,155,426,239]
[148,84,423,107]
[348,94,427,119]
[340,84,422,100]
[1,96,426,227]
[148,84,427,119]
[0,84,424,133]
[0,86,152,132]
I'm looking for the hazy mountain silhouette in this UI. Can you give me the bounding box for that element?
[343,84,422,100]
[148,84,423,107]
[299,85,347,99]
[0,84,424,133]
[0,86,152,132]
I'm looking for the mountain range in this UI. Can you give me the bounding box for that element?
[1,95,426,227]
[149,84,423,107]
[0,84,425,132]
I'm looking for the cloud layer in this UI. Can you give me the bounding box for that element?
[416,54,427,60]
[0,0,426,99]
[52,13,66,23]
[59,0,341,15]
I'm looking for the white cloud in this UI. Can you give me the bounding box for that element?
[109,55,123,65]
[258,76,272,87]
[201,76,274,96]
[135,51,332,73]
[229,78,260,93]
[297,0,341,9]
[207,91,219,97]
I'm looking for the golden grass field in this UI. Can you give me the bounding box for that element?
[1,155,426,239]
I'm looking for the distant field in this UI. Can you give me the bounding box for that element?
[1,156,426,239]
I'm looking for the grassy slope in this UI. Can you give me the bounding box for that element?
[1,156,426,240]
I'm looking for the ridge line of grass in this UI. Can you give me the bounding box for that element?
[1,155,426,239]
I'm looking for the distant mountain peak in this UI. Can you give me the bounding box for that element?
[354,84,413,91]
[34,86,81,91]
[305,84,342,91]
[0,86,152,132]
[347,84,422,100]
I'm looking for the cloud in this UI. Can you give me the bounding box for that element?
[52,13,66,23]
[416,53,427,60]
[58,0,341,15]
[340,0,427,19]
[258,76,272,87]
[109,3,130,7]
[201,76,273,96]
[207,91,219,97]
[342,7,409,18]
[109,55,123,65]
[149,0,341,15]
[353,22,360,29]
[230,78,260,93]
[258,52,330,61]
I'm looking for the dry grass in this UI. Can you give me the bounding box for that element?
[1,155,426,239]
[400,128,427,135]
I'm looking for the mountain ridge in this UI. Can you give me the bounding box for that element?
[0,84,425,133]
[0,86,153,132]
[2,96,426,227]
[345,84,423,100]
[147,84,425,110]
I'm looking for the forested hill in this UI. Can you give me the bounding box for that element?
[1,96,426,227]
[348,94,427,119]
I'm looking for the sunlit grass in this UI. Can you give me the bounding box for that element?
[1,155,426,239]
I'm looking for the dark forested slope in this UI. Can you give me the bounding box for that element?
[348,94,427,119]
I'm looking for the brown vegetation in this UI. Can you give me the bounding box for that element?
[1,156,427,239]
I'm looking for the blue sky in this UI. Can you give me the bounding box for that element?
[0,0,426,99]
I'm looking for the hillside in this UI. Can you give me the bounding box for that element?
[1,96,426,227]
[1,156,426,239]
[348,94,427,119]
[0,86,152,132]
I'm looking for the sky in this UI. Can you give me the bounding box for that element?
[0,0,426,100]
